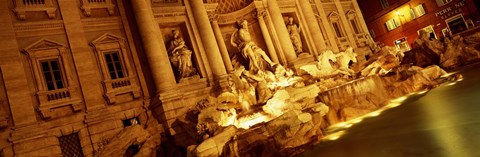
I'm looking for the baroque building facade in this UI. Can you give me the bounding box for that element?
[0,0,369,156]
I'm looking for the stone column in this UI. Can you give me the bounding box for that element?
[313,0,339,52]
[351,0,369,34]
[211,16,234,73]
[188,0,227,78]
[266,0,297,63]
[257,10,279,64]
[334,0,357,48]
[298,0,327,51]
[131,0,176,93]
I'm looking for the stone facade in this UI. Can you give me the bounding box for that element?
[0,0,368,156]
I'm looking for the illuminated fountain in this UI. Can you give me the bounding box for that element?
[175,24,476,157]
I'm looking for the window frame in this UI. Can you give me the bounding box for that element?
[91,34,141,104]
[23,39,82,119]
[40,58,66,91]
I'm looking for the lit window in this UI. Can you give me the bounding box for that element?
[414,4,426,17]
[380,0,389,9]
[436,0,453,7]
[386,18,400,31]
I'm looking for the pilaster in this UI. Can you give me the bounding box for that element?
[266,0,297,64]
[314,0,339,52]
[334,0,357,48]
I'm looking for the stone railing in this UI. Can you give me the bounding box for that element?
[13,0,56,20]
[80,0,115,16]
[336,37,349,49]
[102,77,141,104]
[36,87,82,119]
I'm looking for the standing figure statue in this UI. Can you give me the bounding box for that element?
[168,30,197,80]
[286,16,303,54]
[230,20,275,73]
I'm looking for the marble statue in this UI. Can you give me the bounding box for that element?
[336,47,357,75]
[286,16,303,54]
[231,20,275,73]
[168,30,197,80]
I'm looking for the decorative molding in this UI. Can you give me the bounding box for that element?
[23,39,83,119]
[13,21,65,37]
[151,6,187,18]
[216,2,256,24]
[13,0,57,20]
[80,0,115,16]
[82,17,122,32]
[91,33,141,105]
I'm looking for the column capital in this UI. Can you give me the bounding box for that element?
[208,13,218,22]
[256,9,267,19]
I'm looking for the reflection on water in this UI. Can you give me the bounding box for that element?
[300,63,480,157]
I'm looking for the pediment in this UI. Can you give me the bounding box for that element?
[345,10,356,16]
[328,11,339,19]
[24,39,65,52]
[92,33,125,45]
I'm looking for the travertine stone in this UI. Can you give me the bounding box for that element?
[211,19,234,73]
[267,0,297,63]
[313,0,340,52]
[131,0,176,93]
[58,0,105,110]
[257,10,280,64]
[298,0,327,52]
[187,0,228,78]
[334,0,357,48]
[0,2,36,126]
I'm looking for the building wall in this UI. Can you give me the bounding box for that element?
[0,0,370,156]
[359,0,480,47]
[0,0,152,156]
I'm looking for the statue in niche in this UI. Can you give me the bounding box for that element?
[168,30,198,81]
[230,20,275,73]
[286,16,303,54]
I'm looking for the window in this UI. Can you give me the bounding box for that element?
[369,29,376,38]
[332,22,344,37]
[41,60,64,91]
[23,39,83,119]
[104,52,125,79]
[59,133,84,157]
[80,0,115,16]
[13,0,56,20]
[446,14,468,34]
[91,34,141,104]
[413,4,426,17]
[23,0,46,5]
[410,9,416,19]
[436,0,452,7]
[386,18,400,31]
[380,0,389,9]
[123,117,139,127]
[350,20,360,34]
